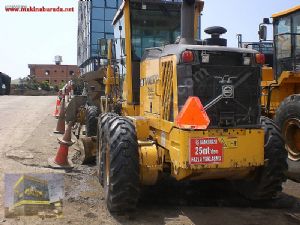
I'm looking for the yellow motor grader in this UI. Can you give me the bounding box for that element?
[96,0,287,212]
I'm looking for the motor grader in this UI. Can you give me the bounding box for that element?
[64,66,106,164]
[257,5,300,181]
[95,0,287,212]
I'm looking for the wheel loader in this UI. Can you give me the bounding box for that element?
[95,0,287,212]
[256,5,300,182]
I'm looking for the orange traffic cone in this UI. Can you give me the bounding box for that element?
[53,97,61,118]
[48,122,74,169]
[48,143,73,169]
[53,98,66,134]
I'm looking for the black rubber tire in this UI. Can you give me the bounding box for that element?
[96,113,117,186]
[274,95,300,155]
[275,95,300,128]
[234,117,287,200]
[103,116,140,212]
[86,105,99,137]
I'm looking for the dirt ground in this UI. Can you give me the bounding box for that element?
[0,96,300,225]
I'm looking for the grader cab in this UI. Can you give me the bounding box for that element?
[95,0,287,212]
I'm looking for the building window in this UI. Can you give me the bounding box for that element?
[61,80,64,82]
[54,80,57,83]
[69,71,75,76]
[54,70,57,73]
[45,70,50,76]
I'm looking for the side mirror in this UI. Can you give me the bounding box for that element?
[98,38,108,57]
[259,25,267,41]
[263,18,271,25]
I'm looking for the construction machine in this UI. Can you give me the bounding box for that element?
[257,5,300,181]
[96,0,287,212]
[0,72,11,95]
[65,67,105,164]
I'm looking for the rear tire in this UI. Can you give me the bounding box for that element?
[234,117,287,200]
[274,94,300,161]
[86,105,99,137]
[103,116,140,212]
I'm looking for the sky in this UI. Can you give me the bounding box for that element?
[0,0,298,80]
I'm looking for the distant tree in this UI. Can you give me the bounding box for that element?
[59,81,66,90]
[25,75,39,90]
[40,81,51,91]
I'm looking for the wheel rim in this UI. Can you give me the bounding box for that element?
[283,118,300,161]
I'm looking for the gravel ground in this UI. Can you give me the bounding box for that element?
[0,96,300,225]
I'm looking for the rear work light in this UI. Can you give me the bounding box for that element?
[243,57,251,65]
[256,53,265,65]
[182,50,194,63]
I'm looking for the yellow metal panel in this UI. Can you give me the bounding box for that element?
[261,71,300,116]
[262,67,274,81]
[155,128,264,180]
[140,58,160,117]
[127,116,150,141]
[123,2,133,104]
[139,144,162,185]
[272,5,300,18]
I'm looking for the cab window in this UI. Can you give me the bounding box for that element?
[293,14,300,56]
[275,17,292,59]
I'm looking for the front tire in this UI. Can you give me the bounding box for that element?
[103,116,140,212]
[234,117,287,200]
[86,105,99,137]
[96,113,117,186]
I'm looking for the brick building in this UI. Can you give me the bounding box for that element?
[28,63,80,86]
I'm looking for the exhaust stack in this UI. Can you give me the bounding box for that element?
[179,0,196,45]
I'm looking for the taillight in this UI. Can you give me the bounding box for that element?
[256,53,265,65]
[182,50,194,63]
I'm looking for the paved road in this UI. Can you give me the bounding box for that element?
[0,96,55,153]
[0,96,300,225]
[0,96,58,219]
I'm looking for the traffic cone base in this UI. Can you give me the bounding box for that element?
[54,130,64,134]
[48,157,73,169]
[48,143,73,169]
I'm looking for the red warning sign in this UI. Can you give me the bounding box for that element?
[189,137,223,165]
